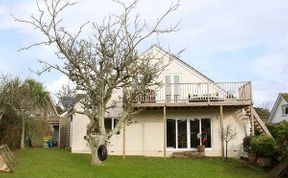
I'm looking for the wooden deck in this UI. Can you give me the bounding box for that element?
[134,81,252,108]
[134,100,251,107]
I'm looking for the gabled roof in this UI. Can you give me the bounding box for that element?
[280,93,288,102]
[47,93,58,116]
[145,44,214,83]
[268,93,288,123]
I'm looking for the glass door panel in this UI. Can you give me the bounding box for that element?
[201,118,211,148]
[177,119,187,148]
[167,119,176,148]
[190,119,200,148]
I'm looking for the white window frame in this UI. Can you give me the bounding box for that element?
[164,74,181,102]
[105,117,120,135]
[166,117,213,151]
[281,104,288,116]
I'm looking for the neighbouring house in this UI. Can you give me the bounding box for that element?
[268,93,288,124]
[69,45,271,158]
[46,95,60,144]
[36,94,62,147]
[25,94,60,147]
[44,94,73,148]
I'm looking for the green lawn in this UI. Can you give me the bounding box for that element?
[0,148,268,178]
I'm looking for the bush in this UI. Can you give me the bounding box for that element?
[243,135,253,153]
[250,135,275,157]
[269,121,288,159]
[26,118,52,147]
[0,110,22,150]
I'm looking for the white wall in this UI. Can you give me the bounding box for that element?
[71,108,246,157]
[271,97,288,123]
[145,46,210,84]
[70,46,246,157]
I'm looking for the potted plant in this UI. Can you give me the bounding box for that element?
[250,135,275,167]
[243,135,257,163]
[197,132,208,154]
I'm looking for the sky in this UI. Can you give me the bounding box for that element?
[0,0,288,109]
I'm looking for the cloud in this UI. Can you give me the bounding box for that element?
[1,0,288,109]
[249,53,288,80]
[45,75,73,95]
[248,52,288,108]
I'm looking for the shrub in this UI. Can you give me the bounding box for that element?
[0,110,22,150]
[269,121,288,159]
[243,135,253,153]
[26,118,52,147]
[250,135,275,157]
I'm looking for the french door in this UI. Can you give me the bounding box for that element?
[166,118,211,149]
[165,75,180,102]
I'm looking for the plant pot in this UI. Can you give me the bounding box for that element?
[197,145,205,152]
[257,157,271,167]
[248,153,257,164]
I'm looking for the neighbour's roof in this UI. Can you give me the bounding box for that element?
[48,93,58,116]
[280,93,288,102]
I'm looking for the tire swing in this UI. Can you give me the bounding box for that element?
[97,145,108,161]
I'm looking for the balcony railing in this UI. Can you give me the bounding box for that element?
[138,81,252,104]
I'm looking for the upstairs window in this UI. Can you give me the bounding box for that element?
[281,104,288,116]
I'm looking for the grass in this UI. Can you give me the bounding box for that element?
[0,148,268,178]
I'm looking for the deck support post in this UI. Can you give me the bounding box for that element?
[122,125,126,159]
[163,105,167,159]
[250,105,255,136]
[220,105,225,160]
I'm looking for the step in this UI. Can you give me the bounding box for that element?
[172,151,205,159]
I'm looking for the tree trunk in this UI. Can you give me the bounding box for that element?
[20,116,25,149]
[90,145,102,165]
[225,141,228,161]
[88,135,106,165]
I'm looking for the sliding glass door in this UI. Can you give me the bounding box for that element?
[167,118,211,149]
[201,118,211,148]
[167,119,176,148]
[177,119,187,148]
[190,119,200,148]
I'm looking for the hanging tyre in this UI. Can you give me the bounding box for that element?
[97,145,108,161]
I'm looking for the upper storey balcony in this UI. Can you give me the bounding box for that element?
[135,81,252,108]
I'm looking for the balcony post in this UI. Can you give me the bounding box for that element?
[122,125,126,159]
[249,81,253,102]
[163,105,167,159]
[207,83,210,103]
[220,105,224,160]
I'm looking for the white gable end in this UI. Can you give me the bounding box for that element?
[269,95,288,123]
[141,45,213,84]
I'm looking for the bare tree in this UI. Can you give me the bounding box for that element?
[15,0,180,165]
[56,84,76,112]
[219,125,237,161]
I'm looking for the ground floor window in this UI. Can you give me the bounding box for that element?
[167,118,211,149]
[167,119,176,148]
[104,117,120,134]
[281,104,288,115]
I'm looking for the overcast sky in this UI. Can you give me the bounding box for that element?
[1,0,288,109]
